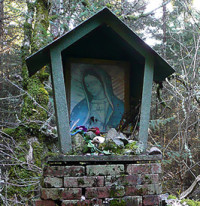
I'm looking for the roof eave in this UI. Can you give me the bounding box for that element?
[25,7,175,81]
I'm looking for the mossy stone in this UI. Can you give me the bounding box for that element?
[109,199,126,206]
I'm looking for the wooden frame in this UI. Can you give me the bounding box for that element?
[50,48,71,153]
[138,55,154,151]
[26,8,174,153]
[64,58,130,131]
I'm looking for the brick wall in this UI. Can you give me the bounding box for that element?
[33,156,162,206]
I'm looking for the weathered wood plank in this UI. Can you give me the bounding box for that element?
[50,47,72,153]
[138,55,154,152]
[47,154,162,163]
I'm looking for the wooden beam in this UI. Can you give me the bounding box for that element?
[58,20,101,52]
[106,18,148,57]
[138,55,154,152]
[50,47,72,153]
[47,154,162,164]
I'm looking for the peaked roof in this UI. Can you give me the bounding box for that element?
[26,7,175,81]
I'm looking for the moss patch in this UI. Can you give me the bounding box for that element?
[109,186,125,198]
[77,178,85,186]
[109,199,126,206]
[32,142,44,167]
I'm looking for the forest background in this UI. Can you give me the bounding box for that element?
[0,0,199,205]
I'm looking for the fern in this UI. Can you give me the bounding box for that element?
[149,116,176,131]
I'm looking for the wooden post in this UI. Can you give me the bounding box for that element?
[50,47,72,153]
[138,55,154,152]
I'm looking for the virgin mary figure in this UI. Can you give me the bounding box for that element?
[70,67,124,131]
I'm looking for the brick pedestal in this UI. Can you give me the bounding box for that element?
[33,155,162,206]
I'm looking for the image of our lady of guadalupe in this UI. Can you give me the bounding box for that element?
[70,67,124,131]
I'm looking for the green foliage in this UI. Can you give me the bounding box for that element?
[180,199,200,206]
[5,144,41,201]
[168,195,177,199]
[85,139,112,155]
[71,129,138,155]
[32,142,44,167]
[166,150,191,164]
[98,139,123,155]
[3,126,29,142]
[109,199,126,206]
[125,141,137,150]
[106,3,112,9]
[82,144,90,153]
[149,116,176,131]
[20,72,49,122]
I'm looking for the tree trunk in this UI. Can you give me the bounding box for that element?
[21,0,35,88]
[162,0,167,59]
[0,0,4,68]
[32,0,50,53]
[50,0,62,37]
[21,0,50,122]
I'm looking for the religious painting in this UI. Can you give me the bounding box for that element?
[68,58,129,132]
